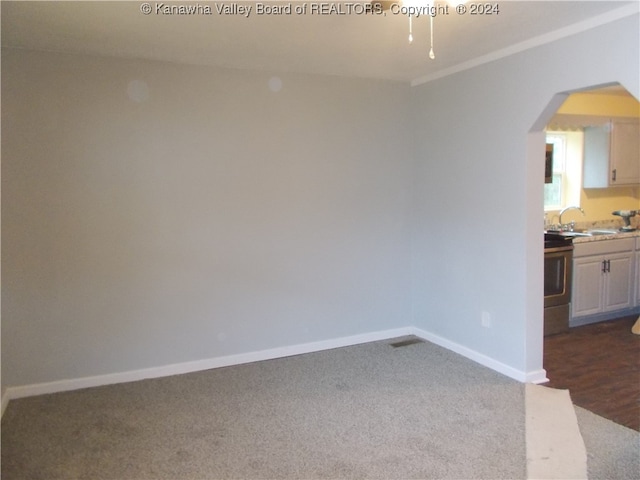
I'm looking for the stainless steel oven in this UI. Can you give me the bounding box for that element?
[544,234,573,335]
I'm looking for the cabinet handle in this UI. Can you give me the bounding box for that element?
[602,260,607,273]
[607,259,611,273]
[612,169,617,182]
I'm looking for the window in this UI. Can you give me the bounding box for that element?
[544,130,583,213]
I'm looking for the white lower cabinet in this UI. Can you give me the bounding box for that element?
[572,238,635,319]
[572,256,606,317]
[605,253,635,311]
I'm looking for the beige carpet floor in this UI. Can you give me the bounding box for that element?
[2,336,638,479]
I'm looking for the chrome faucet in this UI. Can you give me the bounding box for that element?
[559,206,585,230]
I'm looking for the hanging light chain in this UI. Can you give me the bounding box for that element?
[429,14,435,59]
[405,2,436,60]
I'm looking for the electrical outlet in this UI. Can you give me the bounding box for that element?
[481,311,492,328]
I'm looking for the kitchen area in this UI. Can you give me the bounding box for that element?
[543,84,640,337]
[544,223,639,335]
[541,84,640,431]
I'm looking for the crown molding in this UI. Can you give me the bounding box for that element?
[411,3,639,87]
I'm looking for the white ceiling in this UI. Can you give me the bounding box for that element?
[1,1,638,84]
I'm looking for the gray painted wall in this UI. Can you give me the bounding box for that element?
[2,50,413,387]
[410,14,639,374]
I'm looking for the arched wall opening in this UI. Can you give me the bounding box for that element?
[525,81,640,382]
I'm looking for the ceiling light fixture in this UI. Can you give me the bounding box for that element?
[374,0,468,60]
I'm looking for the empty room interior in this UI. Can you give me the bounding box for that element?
[1,1,639,478]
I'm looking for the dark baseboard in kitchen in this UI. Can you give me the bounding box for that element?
[569,306,640,328]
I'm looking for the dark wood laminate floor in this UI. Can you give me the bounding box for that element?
[543,315,640,431]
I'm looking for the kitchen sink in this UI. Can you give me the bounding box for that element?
[585,229,619,235]
[547,229,620,237]
[567,229,620,237]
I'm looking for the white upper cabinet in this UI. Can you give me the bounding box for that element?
[583,118,640,188]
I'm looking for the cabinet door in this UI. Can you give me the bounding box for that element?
[603,252,634,312]
[583,125,610,188]
[610,120,640,185]
[572,255,605,317]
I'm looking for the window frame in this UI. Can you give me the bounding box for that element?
[544,130,583,216]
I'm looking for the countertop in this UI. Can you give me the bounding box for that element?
[564,230,640,244]
[545,219,640,244]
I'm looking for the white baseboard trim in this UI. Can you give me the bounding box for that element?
[409,327,547,384]
[525,369,550,385]
[2,325,548,417]
[1,326,414,412]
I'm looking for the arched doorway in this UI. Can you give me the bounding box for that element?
[526,81,640,385]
